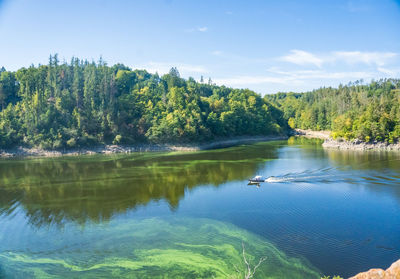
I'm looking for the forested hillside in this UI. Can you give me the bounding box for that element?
[266,79,400,143]
[0,55,287,149]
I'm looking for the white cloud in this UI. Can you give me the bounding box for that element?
[214,70,379,88]
[197,27,208,32]
[138,50,399,92]
[333,51,397,66]
[214,76,295,86]
[267,68,376,80]
[138,62,207,75]
[377,67,400,76]
[300,70,375,80]
[281,50,398,67]
[280,50,324,68]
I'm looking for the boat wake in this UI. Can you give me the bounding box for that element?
[264,167,399,185]
[264,168,337,184]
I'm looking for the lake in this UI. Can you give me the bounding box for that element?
[0,137,399,278]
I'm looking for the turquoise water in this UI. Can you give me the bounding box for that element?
[0,138,400,278]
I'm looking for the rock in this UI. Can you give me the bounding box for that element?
[294,129,331,139]
[322,138,400,151]
[349,259,400,279]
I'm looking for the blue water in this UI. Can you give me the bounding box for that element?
[0,138,399,278]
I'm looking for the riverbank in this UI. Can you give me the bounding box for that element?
[323,138,400,151]
[295,129,400,151]
[294,129,331,140]
[0,135,287,158]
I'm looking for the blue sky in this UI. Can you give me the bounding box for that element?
[0,0,399,94]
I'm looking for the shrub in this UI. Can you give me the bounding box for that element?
[113,135,122,144]
[66,138,76,148]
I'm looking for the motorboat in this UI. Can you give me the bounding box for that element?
[248,175,265,183]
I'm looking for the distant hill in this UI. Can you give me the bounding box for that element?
[266,79,400,143]
[0,55,287,149]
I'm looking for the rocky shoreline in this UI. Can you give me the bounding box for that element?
[294,129,400,151]
[3,130,400,158]
[349,259,400,278]
[322,138,400,151]
[0,135,287,158]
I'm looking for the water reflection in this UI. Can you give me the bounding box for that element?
[324,148,400,171]
[0,144,279,227]
[324,148,400,202]
[1,139,400,278]
[275,137,400,186]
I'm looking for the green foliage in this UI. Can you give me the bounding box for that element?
[0,55,288,149]
[266,79,400,143]
[66,138,76,148]
[113,134,122,144]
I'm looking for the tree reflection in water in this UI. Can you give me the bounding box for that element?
[0,143,279,227]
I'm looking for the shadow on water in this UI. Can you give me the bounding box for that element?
[0,143,279,228]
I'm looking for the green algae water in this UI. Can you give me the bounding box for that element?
[1,138,400,278]
[0,218,319,278]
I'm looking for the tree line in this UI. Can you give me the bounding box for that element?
[0,55,287,149]
[266,79,400,143]
[2,55,399,149]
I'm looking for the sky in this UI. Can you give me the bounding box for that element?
[0,0,399,94]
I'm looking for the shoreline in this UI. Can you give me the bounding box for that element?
[322,138,400,151]
[3,130,400,158]
[295,129,400,151]
[0,135,288,159]
[349,258,400,279]
[294,129,331,140]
